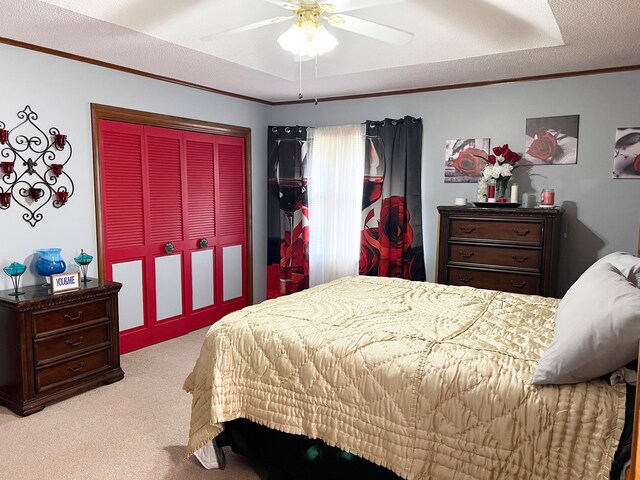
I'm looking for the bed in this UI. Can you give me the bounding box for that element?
[184,249,640,479]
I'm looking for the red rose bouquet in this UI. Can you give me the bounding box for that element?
[480,144,522,180]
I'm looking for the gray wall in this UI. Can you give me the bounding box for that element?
[0,43,270,302]
[270,71,640,295]
[1,41,639,300]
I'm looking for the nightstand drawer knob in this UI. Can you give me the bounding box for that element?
[458,251,474,259]
[65,336,84,348]
[67,362,85,373]
[513,228,530,236]
[510,280,527,289]
[64,311,83,322]
[457,275,473,283]
[459,227,476,234]
[512,255,529,263]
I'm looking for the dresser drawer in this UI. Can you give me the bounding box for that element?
[450,219,542,244]
[33,299,109,335]
[34,322,111,366]
[36,348,111,392]
[449,244,541,271]
[448,268,540,295]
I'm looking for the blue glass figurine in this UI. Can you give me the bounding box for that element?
[74,249,93,283]
[3,262,26,297]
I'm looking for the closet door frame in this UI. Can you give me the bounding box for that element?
[91,103,253,311]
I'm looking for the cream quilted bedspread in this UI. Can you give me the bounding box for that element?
[184,276,626,480]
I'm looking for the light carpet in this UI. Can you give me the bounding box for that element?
[0,327,266,480]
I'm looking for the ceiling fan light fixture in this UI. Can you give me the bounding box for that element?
[277,17,338,57]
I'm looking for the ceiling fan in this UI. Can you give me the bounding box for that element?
[201,0,413,57]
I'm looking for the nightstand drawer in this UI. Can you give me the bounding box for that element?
[34,322,111,365]
[36,348,111,392]
[450,219,542,244]
[448,268,540,295]
[449,244,541,270]
[33,299,108,335]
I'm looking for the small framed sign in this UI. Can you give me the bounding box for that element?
[51,272,81,294]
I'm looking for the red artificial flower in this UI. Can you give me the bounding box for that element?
[492,146,503,156]
[505,150,522,163]
[488,154,497,165]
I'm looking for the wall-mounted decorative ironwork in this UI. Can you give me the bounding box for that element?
[0,105,74,226]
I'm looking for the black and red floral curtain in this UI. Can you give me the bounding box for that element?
[360,117,425,280]
[267,126,309,298]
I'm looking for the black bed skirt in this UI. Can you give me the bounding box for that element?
[218,385,635,480]
[217,419,402,480]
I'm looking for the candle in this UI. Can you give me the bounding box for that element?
[541,189,555,207]
[488,184,495,199]
[510,183,519,203]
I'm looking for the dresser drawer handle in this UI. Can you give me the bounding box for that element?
[64,311,83,322]
[65,336,84,348]
[513,228,530,236]
[459,227,476,234]
[511,255,529,263]
[510,280,527,289]
[457,275,473,284]
[67,362,85,373]
[458,251,475,259]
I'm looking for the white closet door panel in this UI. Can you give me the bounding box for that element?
[112,260,144,331]
[192,249,214,310]
[155,254,183,321]
[222,245,243,301]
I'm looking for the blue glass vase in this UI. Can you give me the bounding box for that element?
[36,248,66,277]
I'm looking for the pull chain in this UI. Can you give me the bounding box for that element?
[314,54,318,105]
[298,55,303,100]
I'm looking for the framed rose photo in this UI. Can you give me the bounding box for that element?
[444,138,490,183]
[524,115,579,165]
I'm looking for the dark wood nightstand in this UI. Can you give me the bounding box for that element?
[437,206,563,297]
[0,279,124,416]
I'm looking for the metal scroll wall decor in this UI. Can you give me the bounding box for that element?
[0,105,74,227]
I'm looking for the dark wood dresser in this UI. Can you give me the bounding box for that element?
[0,279,123,416]
[437,206,563,297]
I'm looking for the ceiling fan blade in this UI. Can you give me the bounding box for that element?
[327,0,403,14]
[328,13,413,45]
[200,16,293,41]
[258,0,301,11]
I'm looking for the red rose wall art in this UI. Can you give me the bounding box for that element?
[613,127,640,179]
[524,115,580,165]
[444,138,490,182]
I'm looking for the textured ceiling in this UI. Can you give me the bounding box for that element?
[1,0,639,103]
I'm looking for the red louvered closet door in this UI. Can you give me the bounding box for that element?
[98,120,247,353]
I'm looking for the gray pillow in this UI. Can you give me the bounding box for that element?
[532,262,640,385]
[591,251,640,287]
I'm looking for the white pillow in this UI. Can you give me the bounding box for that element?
[591,251,640,287]
[532,262,640,385]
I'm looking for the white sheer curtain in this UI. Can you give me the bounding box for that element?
[307,124,365,287]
